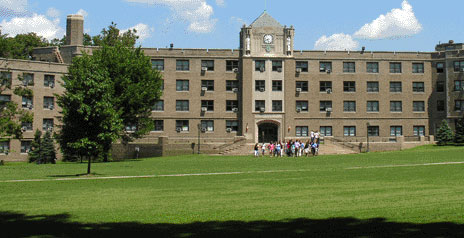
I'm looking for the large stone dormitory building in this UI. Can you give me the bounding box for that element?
[1,12,464,160]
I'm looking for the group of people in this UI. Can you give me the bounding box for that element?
[254,131,321,157]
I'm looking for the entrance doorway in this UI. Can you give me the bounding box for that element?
[258,123,278,143]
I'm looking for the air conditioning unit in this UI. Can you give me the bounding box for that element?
[23,81,28,86]
[326,108,332,112]
[260,107,265,112]
[201,87,208,91]
[47,127,53,131]
[232,88,239,92]
[327,69,331,73]
[22,101,27,105]
[232,108,239,112]
[50,83,55,88]
[201,128,207,132]
[27,104,33,109]
[201,107,208,112]
[226,128,232,133]
[48,105,54,110]
[277,68,282,72]
[259,87,265,92]
[21,126,27,132]
[260,67,265,72]
[176,128,182,132]
[233,68,239,73]
[326,88,332,94]
[201,67,208,71]
[296,88,302,92]
[320,67,326,72]
[461,68,464,72]
[296,68,302,73]
[296,108,301,112]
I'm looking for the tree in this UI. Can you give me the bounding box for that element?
[454,117,464,144]
[28,130,42,163]
[42,131,57,164]
[0,33,48,59]
[436,119,454,146]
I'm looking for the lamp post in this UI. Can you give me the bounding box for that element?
[366,122,370,153]
[197,123,201,154]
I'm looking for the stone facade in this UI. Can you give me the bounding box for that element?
[1,12,463,161]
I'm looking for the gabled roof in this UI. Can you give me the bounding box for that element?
[250,11,283,28]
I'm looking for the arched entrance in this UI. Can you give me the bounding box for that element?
[258,123,279,143]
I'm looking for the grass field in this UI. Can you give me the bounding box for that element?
[1,145,464,237]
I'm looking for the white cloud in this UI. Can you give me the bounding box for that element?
[314,33,359,51]
[76,9,88,18]
[353,0,422,39]
[0,0,28,14]
[125,0,217,33]
[46,7,60,18]
[122,23,154,42]
[216,0,225,7]
[0,13,64,40]
[230,16,246,26]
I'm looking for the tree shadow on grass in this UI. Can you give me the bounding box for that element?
[1,211,463,238]
[47,173,104,178]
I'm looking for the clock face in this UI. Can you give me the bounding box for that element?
[263,34,273,44]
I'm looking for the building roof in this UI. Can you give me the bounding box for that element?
[250,11,283,28]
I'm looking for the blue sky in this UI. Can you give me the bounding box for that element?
[0,0,463,52]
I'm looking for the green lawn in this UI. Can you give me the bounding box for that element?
[1,145,464,237]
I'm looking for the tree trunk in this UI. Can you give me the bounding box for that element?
[87,156,91,174]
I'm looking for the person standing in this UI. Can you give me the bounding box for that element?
[254,143,259,157]
[310,130,315,143]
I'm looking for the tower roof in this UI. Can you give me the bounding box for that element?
[250,11,283,28]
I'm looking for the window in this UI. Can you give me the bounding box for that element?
[367,82,379,92]
[412,63,424,73]
[454,100,464,111]
[368,126,379,137]
[201,120,214,132]
[160,79,164,91]
[413,101,425,112]
[320,126,332,136]
[0,141,10,154]
[296,126,309,137]
[390,82,402,92]
[436,81,444,92]
[226,60,239,71]
[272,100,282,112]
[343,81,356,92]
[272,60,282,72]
[43,97,54,109]
[176,100,189,111]
[151,59,164,71]
[176,60,189,71]
[344,126,356,136]
[296,61,308,72]
[255,60,265,71]
[226,120,239,132]
[21,141,32,153]
[454,80,464,91]
[296,81,308,92]
[343,62,355,73]
[44,75,55,87]
[226,80,239,91]
[436,62,444,73]
[390,62,402,73]
[201,100,214,111]
[23,73,34,86]
[226,100,238,111]
[414,126,425,137]
[255,80,265,91]
[201,80,214,91]
[153,120,164,132]
[343,101,356,112]
[454,61,464,72]
[320,101,332,112]
[367,101,379,112]
[319,62,332,72]
[367,62,379,73]
[125,124,137,132]
[437,100,445,111]
[0,95,11,104]
[21,121,33,131]
[176,120,189,132]
[296,101,308,112]
[152,100,164,111]
[0,71,12,86]
[255,100,265,112]
[201,60,214,71]
[43,119,54,131]
[22,96,33,109]
[320,81,332,92]
[390,126,403,136]
[413,82,425,92]
[176,80,189,91]
[390,101,402,112]
[272,80,282,91]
